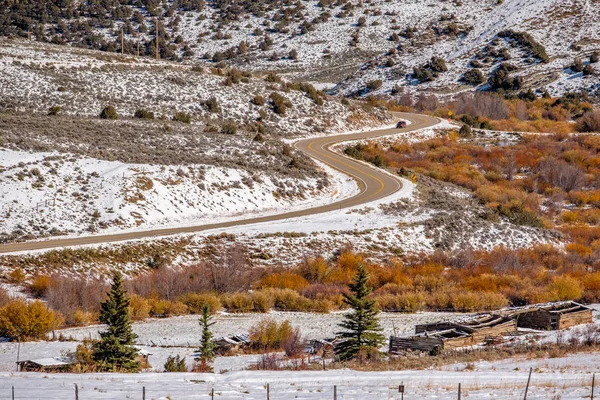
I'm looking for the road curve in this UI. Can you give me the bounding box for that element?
[0,112,439,254]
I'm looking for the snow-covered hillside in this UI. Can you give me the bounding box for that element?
[0,38,389,138]
[0,147,358,242]
[3,0,598,101]
[331,0,600,100]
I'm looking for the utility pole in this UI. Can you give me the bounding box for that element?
[155,19,159,61]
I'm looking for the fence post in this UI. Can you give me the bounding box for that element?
[523,367,533,400]
[75,383,79,400]
[593,373,596,400]
[458,383,461,400]
[334,385,337,400]
[142,386,146,400]
[12,386,14,400]
[267,383,270,400]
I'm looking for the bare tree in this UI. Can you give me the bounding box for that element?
[538,158,585,193]
[502,151,518,181]
[514,100,528,121]
[576,110,600,133]
[414,93,438,111]
[451,92,510,120]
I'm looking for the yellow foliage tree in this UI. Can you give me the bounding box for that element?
[0,300,63,340]
[547,276,583,301]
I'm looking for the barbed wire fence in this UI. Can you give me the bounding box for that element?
[0,370,596,400]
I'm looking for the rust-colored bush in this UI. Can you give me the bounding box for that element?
[257,272,309,291]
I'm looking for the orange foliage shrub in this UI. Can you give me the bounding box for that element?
[258,272,309,291]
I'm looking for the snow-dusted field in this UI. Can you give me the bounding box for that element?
[57,310,467,348]
[0,353,598,399]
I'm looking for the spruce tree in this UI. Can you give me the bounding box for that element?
[335,264,385,361]
[195,303,217,372]
[92,272,140,372]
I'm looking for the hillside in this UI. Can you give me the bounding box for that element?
[2,0,599,101]
[0,38,388,242]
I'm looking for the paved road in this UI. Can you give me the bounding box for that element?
[0,113,439,254]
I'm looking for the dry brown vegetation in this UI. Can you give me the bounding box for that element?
[10,241,600,329]
[345,129,600,237]
[0,112,323,182]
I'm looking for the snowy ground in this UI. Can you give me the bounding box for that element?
[0,311,467,374]
[0,147,357,241]
[0,353,597,399]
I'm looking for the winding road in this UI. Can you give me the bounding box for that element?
[0,113,439,254]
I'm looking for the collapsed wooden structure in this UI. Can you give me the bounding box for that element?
[389,329,472,354]
[507,301,593,330]
[389,302,595,354]
[390,314,516,354]
[416,313,517,343]
[213,333,250,354]
[16,357,74,372]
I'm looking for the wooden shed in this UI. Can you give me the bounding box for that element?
[16,357,74,372]
[415,313,517,343]
[509,302,593,330]
[389,329,472,354]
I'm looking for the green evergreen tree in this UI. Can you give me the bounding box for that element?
[195,303,216,372]
[335,264,385,361]
[92,272,140,372]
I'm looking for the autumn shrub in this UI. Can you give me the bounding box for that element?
[296,256,330,283]
[449,291,481,312]
[29,275,54,298]
[221,292,273,313]
[258,272,309,291]
[300,283,346,308]
[147,298,188,316]
[261,288,314,311]
[0,300,63,340]
[178,293,222,314]
[128,294,151,320]
[547,276,583,301]
[374,291,426,312]
[8,268,26,284]
[249,317,294,351]
[71,309,97,326]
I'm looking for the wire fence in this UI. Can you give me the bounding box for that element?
[0,371,596,400]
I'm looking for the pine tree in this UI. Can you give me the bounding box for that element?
[195,303,216,372]
[92,272,140,372]
[335,264,385,361]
